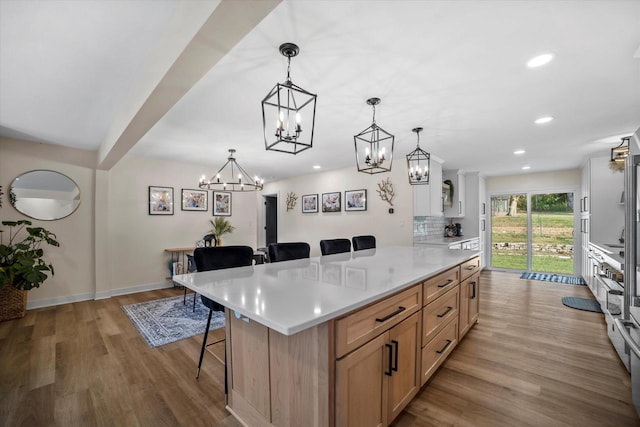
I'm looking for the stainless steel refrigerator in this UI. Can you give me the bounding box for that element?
[620,126,640,416]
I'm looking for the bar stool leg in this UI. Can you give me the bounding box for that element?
[196,308,213,379]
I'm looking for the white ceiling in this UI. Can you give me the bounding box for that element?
[1,0,639,183]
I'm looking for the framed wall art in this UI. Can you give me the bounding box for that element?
[149,186,174,215]
[345,189,367,211]
[213,191,232,216]
[181,189,208,211]
[321,192,341,212]
[302,194,318,213]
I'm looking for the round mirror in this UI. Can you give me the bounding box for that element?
[10,170,81,220]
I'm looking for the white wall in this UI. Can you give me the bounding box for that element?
[260,164,413,257]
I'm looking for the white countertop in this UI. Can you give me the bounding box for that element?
[414,235,479,246]
[173,246,480,336]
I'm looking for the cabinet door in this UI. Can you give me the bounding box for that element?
[412,185,429,216]
[387,312,421,423]
[443,170,465,217]
[429,160,444,216]
[459,272,480,339]
[335,332,388,427]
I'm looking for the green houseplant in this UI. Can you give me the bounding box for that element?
[0,220,59,320]
[209,217,235,246]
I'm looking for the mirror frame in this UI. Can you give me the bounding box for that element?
[9,170,81,221]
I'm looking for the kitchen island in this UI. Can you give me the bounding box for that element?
[173,246,481,426]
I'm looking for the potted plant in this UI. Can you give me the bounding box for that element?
[0,220,59,321]
[209,217,235,246]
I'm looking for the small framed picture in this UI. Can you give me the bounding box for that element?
[181,189,208,211]
[213,191,232,216]
[321,192,341,212]
[302,194,318,213]
[149,186,174,215]
[345,189,367,211]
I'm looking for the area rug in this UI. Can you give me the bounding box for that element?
[121,295,224,348]
[561,296,602,313]
[520,272,586,285]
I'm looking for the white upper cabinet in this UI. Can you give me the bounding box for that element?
[413,159,444,217]
[443,170,466,218]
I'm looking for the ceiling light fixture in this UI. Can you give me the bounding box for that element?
[406,127,430,185]
[262,42,317,155]
[514,149,526,155]
[354,97,394,174]
[609,136,630,172]
[527,53,554,68]
[199,149,263,192]
[313,165,321,169]
[534,116,554,124]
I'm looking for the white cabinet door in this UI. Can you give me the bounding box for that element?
[443,170,465,217]
[412,159,443,217]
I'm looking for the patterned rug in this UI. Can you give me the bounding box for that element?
[121,295,224,348]
[520,272,587,285]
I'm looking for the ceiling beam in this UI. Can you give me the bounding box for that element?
[97,0,282,170]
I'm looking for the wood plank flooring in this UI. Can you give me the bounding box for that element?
[0,271,637,426]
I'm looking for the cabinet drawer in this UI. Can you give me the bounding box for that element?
[335,285,422,358]
[460,256,480,281]
[422,285,459,346]
[423,266,459,305]
[421,317,458,386]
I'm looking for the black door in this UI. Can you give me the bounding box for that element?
[265,195,277,245]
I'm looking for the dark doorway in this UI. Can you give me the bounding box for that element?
[265,195,278,245]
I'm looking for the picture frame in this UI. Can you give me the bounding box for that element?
[213,191,232,216]
[302,194,318,213]
[181,189,208,211]
[321,192,341,212]
[345,189,367,211]
[149,186,174,215]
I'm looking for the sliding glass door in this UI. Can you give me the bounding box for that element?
[491,194,528,270]
[491,192,575,274]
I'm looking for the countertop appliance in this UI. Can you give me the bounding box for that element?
[619,127,640,417]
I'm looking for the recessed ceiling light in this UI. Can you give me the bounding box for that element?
[514,150,526,155]
[313,165,321,169]
[535,116,554,124]
[527,53,554,68]
[522,165,531,170]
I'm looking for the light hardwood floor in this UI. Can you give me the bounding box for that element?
[0,271,638,426]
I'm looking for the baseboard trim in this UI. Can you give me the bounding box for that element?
[26,281,174,310]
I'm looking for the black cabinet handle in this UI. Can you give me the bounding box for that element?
[471,281,477,299]
[609,289,624,296]
[438,279,453,288]
[465,265,476,270]
[375,306,406,322]
[385,343,393,376]
[437,306,453,318]
[392,340,399,372]
[436,339,452,354]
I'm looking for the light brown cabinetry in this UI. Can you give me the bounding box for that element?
[459,271,480,339]
[420,266,460,386]
[335,289,422,426]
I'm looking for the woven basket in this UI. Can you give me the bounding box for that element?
[0,285,27,321]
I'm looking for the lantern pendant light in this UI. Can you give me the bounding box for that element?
[354,97,394,174]
[406,127,431,185]
[262,42,317,155]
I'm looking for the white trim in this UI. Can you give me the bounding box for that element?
[26,281,174,310]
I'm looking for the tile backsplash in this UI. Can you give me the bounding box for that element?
[413,216,448,238]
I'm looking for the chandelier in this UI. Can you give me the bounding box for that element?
[406,127,430,185]
[262,42,317,155]
[609,136,630,172]
[354,97,394,174]
[199,149,263,191]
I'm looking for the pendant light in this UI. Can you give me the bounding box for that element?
[406,127,430,185]
[262,42,317,155]
[354,97,394,174]
[199,149,263,191]
[609,136,630,172]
